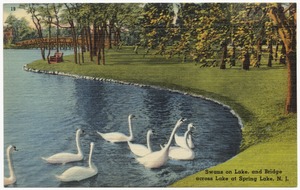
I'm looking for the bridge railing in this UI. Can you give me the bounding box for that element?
[15,37,82,47]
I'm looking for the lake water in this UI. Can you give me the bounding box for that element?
[3,49,242,187]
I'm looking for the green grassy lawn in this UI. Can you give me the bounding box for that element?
[27,47,297,187]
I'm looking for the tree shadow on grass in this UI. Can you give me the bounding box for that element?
[228,64,286,71]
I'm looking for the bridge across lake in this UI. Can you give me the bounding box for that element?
[15,37,115,49]
[15,37,82,49]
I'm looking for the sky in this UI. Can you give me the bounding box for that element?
[3,4,32,25]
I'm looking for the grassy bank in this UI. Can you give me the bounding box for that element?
[27,47,297,187]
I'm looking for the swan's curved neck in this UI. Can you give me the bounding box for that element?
[88,144,94,168]
[7,147,15,179]
[128,117,133,140]
[165,122,182,150]
[188,133,192,141]
[146,131,152,152]
[184,131,191,150]
[76,132,83,156]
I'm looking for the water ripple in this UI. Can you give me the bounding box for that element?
[4,49,242,187]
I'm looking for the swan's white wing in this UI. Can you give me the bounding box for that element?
[174,134,184,147]
[42,152,82,164]
[169,147,195,160]
[136,149,168,168]
[56,166,97,182]
[128,142,150,157]
[97,131,129,143]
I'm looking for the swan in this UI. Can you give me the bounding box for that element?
[136,118,186,169]
[4,145,18,186]
[175,123,195,149]
[97,114,135,143]
[128,129,153,157]
[42,129,84,164]
[169,130,195,160]
[56,142,98,182]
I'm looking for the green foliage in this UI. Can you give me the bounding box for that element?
[140,3,174,51]
[4,14,37,43]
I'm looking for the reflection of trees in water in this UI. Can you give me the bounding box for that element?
[143,87,173,127]
[74,79,109,131]
[73,80,146,135]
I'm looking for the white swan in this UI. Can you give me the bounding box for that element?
[128,129,153,157]
[175,123,195,149]
[56,142,98,182]
[169,130,195,160]
[42,129,84,164]
[97,114,135,143]
[4,145,18,186]
[136,118,186,169]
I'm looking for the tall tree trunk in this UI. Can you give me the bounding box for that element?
[220,42,227,69]
[116,28,121,46]
[87,26,93,61]
[267,39,273,67]
[38,31,46,61]
[93,22,98,57]
[53,4,60,52]
[35,23,46,60]
[255,40,262,67]
[280,40,286,65]
[268,3,296,113]
[46,5,52,64]
[274,40,279,62]
[285,51,297,113]
[65,4,77,64]
[96,26,101,65]
[70,22,77,64]
[29,5,45,61]
[85,26,89,52]
[242,50,250,70]
[47,20,52,64]
[81,28,85,64]
[108,22,113,49]
[100,22,106,65]
[229,41,236,67]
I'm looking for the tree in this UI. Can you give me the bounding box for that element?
[43,4,53,64]
[268,3,296,113]
[63,3,80,64]
[19,4,46,60]
[4,14,36,44]
[241,3,296,113]
[141,3,175,55]
[110,4,142,48]
[52,4,63,52]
